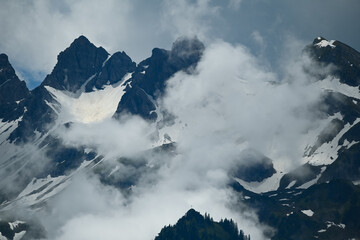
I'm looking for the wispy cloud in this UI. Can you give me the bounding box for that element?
[36,37,331,240]
[161,0,219,40]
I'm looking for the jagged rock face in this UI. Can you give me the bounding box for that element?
[277,38,360,190]
[8,36,137,143]
[114,37,205,120]
[138,37,205,99]
[2,35,360,240]
[41,35,109,93]
[8,86,56,143]
[0,54,29,121]
[308,37,360,87]
[84,51,136,92]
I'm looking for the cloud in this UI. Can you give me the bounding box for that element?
[161,0,219,41]
[42,173,267,240]
[0,0,170,85]
[1,1,359,239]
[35,36,332,240]
[1,0,359,89]
[228,0,242,10]
[55,116,154,159]
[251,30,265,50]
[162,40,326,171]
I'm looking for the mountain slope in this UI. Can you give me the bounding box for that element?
[277,37,360,191]
[0,54,29,122]
[0,36,360,240]
[155,209,250,240]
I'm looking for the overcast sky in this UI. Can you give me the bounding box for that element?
[0,0,359,89]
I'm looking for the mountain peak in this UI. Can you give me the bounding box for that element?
[68,35,102,52]
[0,53,29,121]
[42,36,109,93]
[0,53,10,66]
[72,35,90,45]
[308,36,360,86]
[0,53,21,85]
[313,36,327,45]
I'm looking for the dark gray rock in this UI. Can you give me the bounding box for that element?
[41,35,109,93]
[0,54,30,121]
[113,37,205,121]
[307,37,360,87]
[85,51,136,92]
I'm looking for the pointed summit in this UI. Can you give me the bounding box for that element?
[0,53,17,82]
[0,53,29,121]
[42,35,109,93]
[313,36,327,45]
[71,35,91,45]
[0,53,29,101]
[308,37,360,86]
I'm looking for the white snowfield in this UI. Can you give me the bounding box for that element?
[315,77,360,100]
[45,73,132,124]
[302,77,360,167]
[304,117,360,166]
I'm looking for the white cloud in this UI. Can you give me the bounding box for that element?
[55,117,153,159]
[251,30,266,50]
[228,0,242,10]
[39,38,330,240]
[161,0,219,40]
[0,0,169,84]
[162,40,325,171]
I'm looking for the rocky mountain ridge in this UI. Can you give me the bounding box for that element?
[0,36,360,239]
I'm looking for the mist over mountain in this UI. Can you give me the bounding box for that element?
[0,33,360,240]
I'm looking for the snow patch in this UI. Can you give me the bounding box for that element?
[0,118,21,144]
[14,231,26,240]
[305,117,360,166]
[45,79,128,123]
[301,209,314,217]
[315,39,336,48]
[326,221,345,229]
[352,180,360,185]
[9,221,25,230]
[12,175,69,208]
[102,54,111,67]
[315,77,360,100]
[235,171,284,194]
[342,139,359,149]
[285,180,297,189]
[297,166,326,189]
[279,198,289,201]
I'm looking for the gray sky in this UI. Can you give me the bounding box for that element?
[0,0,359,89]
